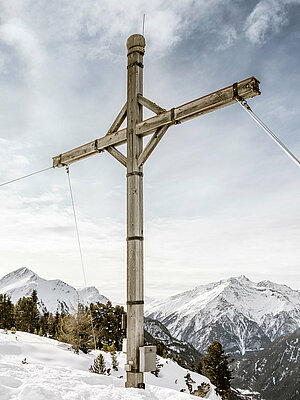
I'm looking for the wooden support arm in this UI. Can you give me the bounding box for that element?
[137,94,166,114]
[107,102,127,134]
[53,77,260,167]
[136,77,260,136]
[137,124,170,167]
[106,146,127,167]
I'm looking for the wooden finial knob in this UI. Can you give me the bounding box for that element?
[127,34,146,55]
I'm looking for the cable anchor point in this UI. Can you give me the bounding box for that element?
[233,83,252,111]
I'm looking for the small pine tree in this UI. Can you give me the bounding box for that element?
[60,306,93,354]
[202,341,232,400]
[196,359,204,375]
[102,340,109,352]
[110,342,119,371]
[14,295,39,333]
[0,294,15,329]
[184,372,195,394]
[190,358,196,371]
[31,289,38,306]
[153,340,167,358]
[151,356,163,377]
[89,353,106,374]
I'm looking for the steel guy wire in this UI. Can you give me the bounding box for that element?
[236,99,300,168]
[0,166,53,187]
[65,165,97,350]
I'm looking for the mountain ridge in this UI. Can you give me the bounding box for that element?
[0,267,109,313]
[145,275,300,355]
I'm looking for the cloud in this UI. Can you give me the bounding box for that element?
[0,1,298,302]
[244,0,300,44]
[0,139,30,181]
[145,214,300,297]
[0,17,46,76]
[217,25,237,50]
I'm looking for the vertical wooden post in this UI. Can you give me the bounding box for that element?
[125,34,145,389]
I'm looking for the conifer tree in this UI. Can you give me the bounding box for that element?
[202,341,232,400]
[60,306,93,354]
[39,312,49,336]
[31,289,38,306]
[195,359,204,375]
[102,340,109,352]
[190,358,196,372]
[153,340,167,358]
[151,356,163,377]
[110,342,119,371]
[90,302,124,350]
[0,294,15,329]
[48,313,57,338]
[14,294,39,333]
[89,353,106,374]
[184,372,195,394]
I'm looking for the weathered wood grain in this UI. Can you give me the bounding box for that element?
[137,94,166,115]
[137,124,170,167]
[105,146,127,167]
[107,102,127,134]
[53,77,260,168]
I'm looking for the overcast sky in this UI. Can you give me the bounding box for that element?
[0,0,299,303]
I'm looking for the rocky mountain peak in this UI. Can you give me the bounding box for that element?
[145,275,300,355]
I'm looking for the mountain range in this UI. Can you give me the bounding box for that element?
[145,275,300,355]
[0,267,109,313]
[1,269,299,357]
[1,268,299,399]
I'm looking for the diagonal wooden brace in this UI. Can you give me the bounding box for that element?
[137,124,170,167]
[137,94,166,115]
[106,146,127,167]
[107,102,127,134]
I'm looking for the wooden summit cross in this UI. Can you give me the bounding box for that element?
[52,34,260,389]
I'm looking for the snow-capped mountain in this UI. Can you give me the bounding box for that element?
[145,276,300,355]
[0,267,109,313]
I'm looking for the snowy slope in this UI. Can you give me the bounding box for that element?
[0,329,220,400]
[145,276,300,354]
[0,267,109,314]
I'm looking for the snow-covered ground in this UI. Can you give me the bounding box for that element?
[0,329,220,400]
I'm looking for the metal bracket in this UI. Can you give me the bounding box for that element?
[127,236,144,241]
[233,82,243,101]
[126,171,143,177]
[127,300,144,305]
[127,61,144,69]
[170,108,180,125]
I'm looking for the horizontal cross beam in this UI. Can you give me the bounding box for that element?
[53,76,260,167]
